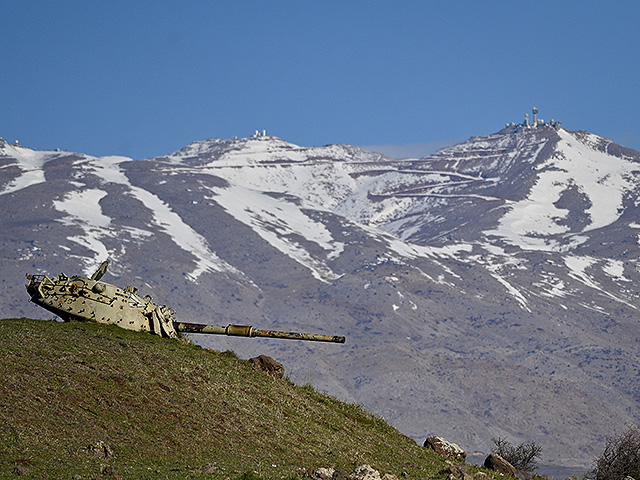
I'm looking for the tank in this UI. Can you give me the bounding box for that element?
[25,261,345,344]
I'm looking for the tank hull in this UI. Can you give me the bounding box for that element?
[26,272,175,336]
[25,264,345,344]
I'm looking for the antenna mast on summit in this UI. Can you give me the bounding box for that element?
[513,108,560,130]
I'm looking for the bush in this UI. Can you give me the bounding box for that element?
[591,426,640,480]
[491,437,542,472]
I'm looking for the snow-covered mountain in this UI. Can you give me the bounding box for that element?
[1,117,639,475]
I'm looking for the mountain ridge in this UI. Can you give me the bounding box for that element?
[1,119,639,474]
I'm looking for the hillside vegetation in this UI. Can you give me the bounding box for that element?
[1,318,463,479]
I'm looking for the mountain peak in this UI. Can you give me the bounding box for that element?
[376,122,640,254]
[158,135,386,167]
[156,134,299,165]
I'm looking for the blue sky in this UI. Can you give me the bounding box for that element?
[2,1,639,159]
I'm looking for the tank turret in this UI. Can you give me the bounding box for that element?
[25,261,345,344]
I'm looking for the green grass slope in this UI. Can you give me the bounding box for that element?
[0,318,460,479]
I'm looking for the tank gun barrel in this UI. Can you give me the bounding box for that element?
[176,322,345,343]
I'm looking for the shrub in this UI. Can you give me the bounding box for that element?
[491,437,542,472]
[591,425,640,480]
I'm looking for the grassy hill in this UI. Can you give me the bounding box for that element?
[0,318,480,479]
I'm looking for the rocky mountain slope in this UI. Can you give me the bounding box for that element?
[1,115,638,474]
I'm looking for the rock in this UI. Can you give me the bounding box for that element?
[424,436,466,462]
[87,441,114,460]
[349,465,381,480]
[13,465,26,476]
[440,465,474,480]
[203,463,216,474]
[100,464,115,476]
[249,355,284,378]
[484,453,516,476]
[314,467,335,479]
[314,465,398,480]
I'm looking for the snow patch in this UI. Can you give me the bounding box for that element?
[534,277,568,299]
[53,189,112,274]
[485,264,531,311]
[378,229,473,260]
[564,255,600,290]
[90,156,243,281]
[486,129,640,251]
[205,182,344,282]
[565,255,637,309]
[0,145,51,196]
[602,259,629,282]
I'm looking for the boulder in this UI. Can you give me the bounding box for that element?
[87,440,114,460]
[249,355,284,378]
[349,465,381,480]
[424,436,466,462]
[484,453,516,476]
[13,466,26,476]
[313,464,398,480]
[314,467,335,479]
[440,465,474,480]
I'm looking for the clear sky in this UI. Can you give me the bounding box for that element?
[2,1,639,159]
